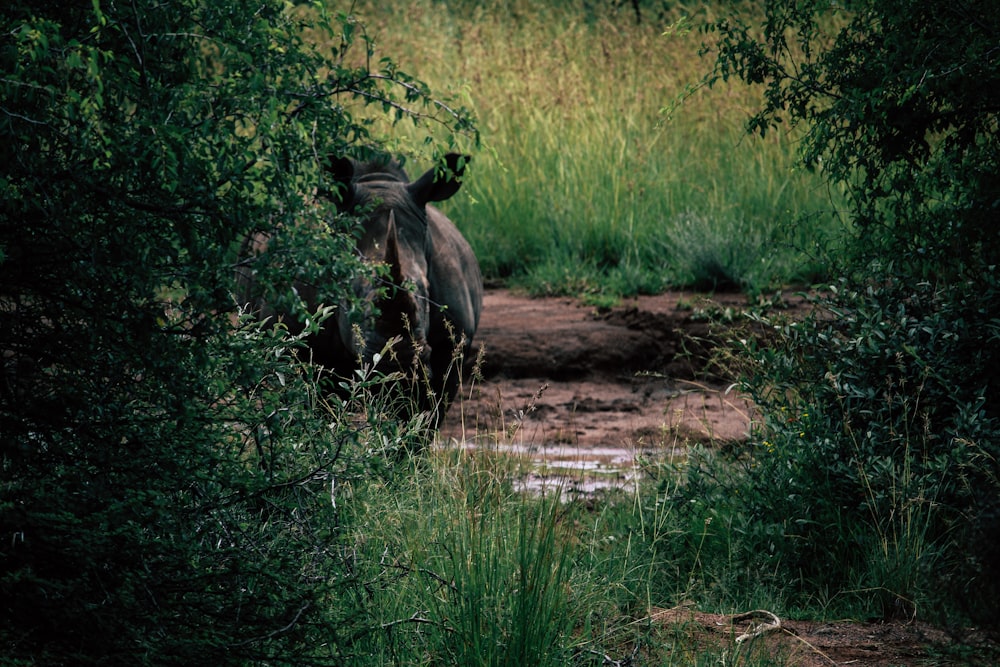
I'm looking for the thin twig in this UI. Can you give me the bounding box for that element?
[380,611,439,631]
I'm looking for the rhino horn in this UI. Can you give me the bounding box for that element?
[384,211,405,286]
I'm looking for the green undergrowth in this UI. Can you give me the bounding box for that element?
[334,440,813,665]
[292,317,999,663]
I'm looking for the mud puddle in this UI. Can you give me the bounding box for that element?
[432,287,788,493]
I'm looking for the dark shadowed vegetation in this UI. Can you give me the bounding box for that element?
[1,1,475,663]
[695,0,1000,634]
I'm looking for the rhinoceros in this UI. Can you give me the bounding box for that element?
[237,153,482,426]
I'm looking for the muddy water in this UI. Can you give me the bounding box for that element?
[439,379,753,496]
[433,288,771,494]
[474,442,687,497]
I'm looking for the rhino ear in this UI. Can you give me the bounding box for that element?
[407,153,470,206]
[325,156,355,208]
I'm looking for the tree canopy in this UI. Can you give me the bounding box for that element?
[709,0,1000,274]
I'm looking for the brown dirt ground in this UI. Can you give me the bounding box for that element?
[647,606,994,666]
[437,287,998,666]
[439,287,785,455]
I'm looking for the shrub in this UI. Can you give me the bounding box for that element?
[702,0,1000,625]
[733,276,1000,618]
[0,1,474,663]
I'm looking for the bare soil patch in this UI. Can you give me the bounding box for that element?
[649,606,994,666]
[439,287,788,455]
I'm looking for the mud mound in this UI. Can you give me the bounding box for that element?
[442,289,798,449]
[470,290,757,383]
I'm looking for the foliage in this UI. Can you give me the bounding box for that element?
[0,1,474,664]
[703,0,1000,625]
[707,0,1000,276]
[729,280,1000,617]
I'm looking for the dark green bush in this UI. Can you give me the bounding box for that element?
[699,0,1000,626]
[734,276,1000,618]
[0,1,474,664]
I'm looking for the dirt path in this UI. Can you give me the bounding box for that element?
[647,606,993,667]
[437,288,998,664]
[438,288,770,492]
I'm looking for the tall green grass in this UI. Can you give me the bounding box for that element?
[338,448,575,664]
[336,442,800,665]
[321,0,846,297]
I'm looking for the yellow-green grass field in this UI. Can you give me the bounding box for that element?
[316,0,847,298]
